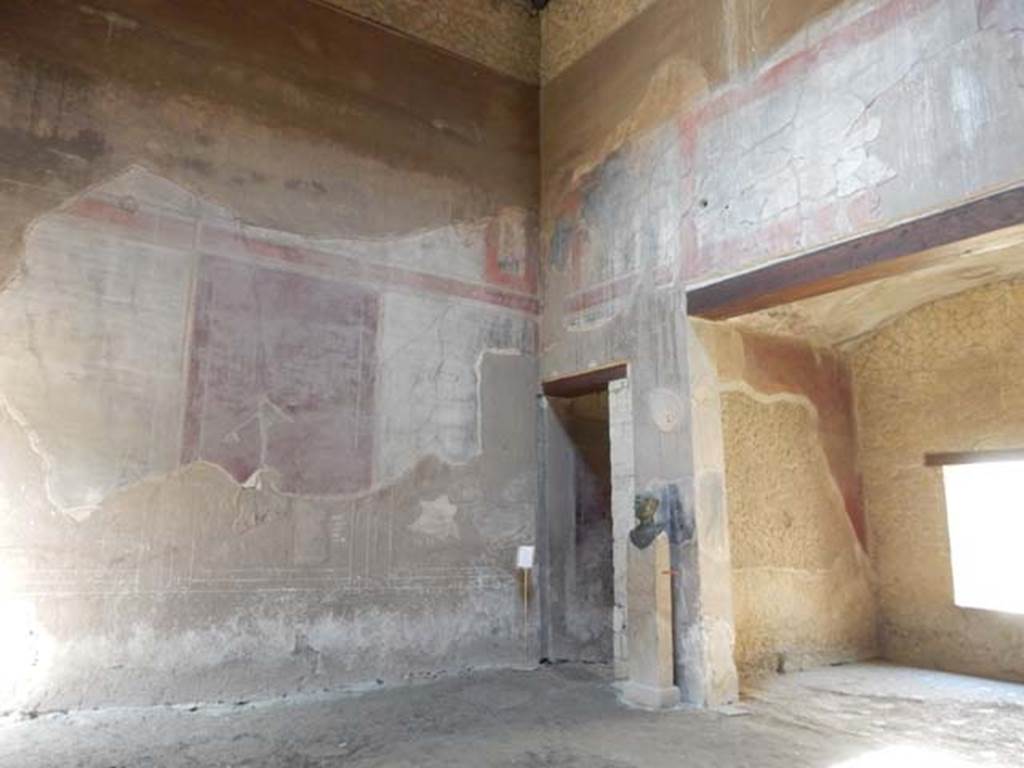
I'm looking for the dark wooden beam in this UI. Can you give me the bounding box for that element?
[925,449,1024,467]
[686,184,1024,319]
[542,362,627,398]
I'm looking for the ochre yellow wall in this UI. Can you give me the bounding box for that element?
[849,280,1024,682]
[697,322,876,684]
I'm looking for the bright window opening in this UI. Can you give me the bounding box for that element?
[941,460,1024,615]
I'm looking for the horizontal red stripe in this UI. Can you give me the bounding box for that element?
[65,197,540,315]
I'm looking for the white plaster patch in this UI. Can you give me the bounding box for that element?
[374,291,534,483]
[0,171,193,517]
[0,165,539,514]
[314,217,486,284]
[410,495,459,541]
[718,381,819,421]
[950,64,989,149]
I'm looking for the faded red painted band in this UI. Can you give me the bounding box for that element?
[560,0,939,316]
[674,0,942,280]
[564,263,675,315]
[565,272,637,314]
[66,197,541,316]
[678,0,940,139]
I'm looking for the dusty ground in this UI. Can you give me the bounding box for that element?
[1,662,1022,767]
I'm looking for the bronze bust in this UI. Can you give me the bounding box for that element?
[630,494,666,549]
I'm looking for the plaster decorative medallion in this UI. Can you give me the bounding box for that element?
[647,388,686,433]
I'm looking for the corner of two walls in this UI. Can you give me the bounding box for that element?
[697,278,1024,688]
[539,0,1024,341]
[539,0,1024,691]
[846,280,1024,683]
[701,278,1024,688]
[694,321,877,685]
[0,0,540,712]
[5,0,1024,713]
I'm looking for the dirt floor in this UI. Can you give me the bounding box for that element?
[1,662,1022,767]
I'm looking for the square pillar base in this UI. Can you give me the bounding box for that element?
[621,681,681,709]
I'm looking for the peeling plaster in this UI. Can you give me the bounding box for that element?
[411,495,459,541]
[0,1,542,714]
[0,165,540,711]
[0,166,538,518]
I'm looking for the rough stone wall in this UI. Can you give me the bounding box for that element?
[848,280,1024,683]
[539,0,1024,701]
[0,1,539,712]
[325,0,539,82]
[697,322,876,684]
[540,0,853,83]
[540,0,660,83]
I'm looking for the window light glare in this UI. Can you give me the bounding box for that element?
[942,460,1024,615]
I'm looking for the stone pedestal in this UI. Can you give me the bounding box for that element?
[622,531,680,709]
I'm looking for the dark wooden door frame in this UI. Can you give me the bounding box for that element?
[537,362,627,664]
[541,362,628,398]
[686,183,1024,319]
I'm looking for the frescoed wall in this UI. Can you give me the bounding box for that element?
[0,0,539,711]
[696,322,876,684]
[545,0,1024,337]
[539,0,1024,704]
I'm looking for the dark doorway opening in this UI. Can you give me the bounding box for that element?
[544,391,614,663]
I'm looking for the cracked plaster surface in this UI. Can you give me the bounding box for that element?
[0,167,536,519]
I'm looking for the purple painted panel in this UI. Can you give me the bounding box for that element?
[183,254,378,494]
